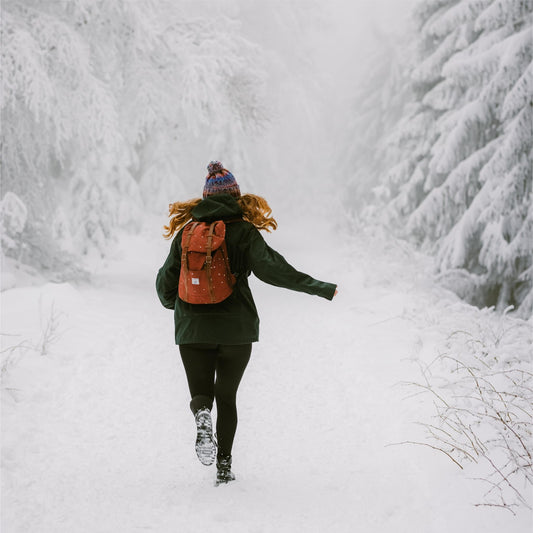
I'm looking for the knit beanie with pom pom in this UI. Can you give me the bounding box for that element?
[203,161,241,198]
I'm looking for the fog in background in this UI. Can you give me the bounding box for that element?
[159,0,416,211]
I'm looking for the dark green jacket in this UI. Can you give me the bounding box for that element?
[156,194,336,345]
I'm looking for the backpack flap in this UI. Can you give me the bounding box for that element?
[186,251,208,271]
[186,220,226,253]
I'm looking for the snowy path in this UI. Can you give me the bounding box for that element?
[2,218,531,533]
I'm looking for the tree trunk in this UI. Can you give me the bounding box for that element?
[496,280,513,313]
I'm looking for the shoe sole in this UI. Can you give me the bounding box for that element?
[195,413,216,466]
[214,476,235,487]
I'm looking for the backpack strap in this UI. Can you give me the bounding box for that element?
[182,222,199,264]
[181,222,199,302]
[205,222,217,303]
[219,218,238,278]
[220,238,234,285]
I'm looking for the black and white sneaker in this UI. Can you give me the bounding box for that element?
[194,408,216,466]
[215,454,236,486]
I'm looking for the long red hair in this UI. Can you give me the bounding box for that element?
[163,194,278,239]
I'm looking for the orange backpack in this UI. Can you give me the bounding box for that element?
[178,220,236,304]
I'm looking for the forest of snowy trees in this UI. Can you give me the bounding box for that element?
[1,0,532,318]
[347,0,532,317]
[1,0,272,273]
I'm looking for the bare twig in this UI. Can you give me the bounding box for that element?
[386,441,464,470]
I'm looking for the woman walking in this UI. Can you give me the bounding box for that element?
[156,161,337,486]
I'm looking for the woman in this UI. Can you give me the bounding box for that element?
[156,161,337,486]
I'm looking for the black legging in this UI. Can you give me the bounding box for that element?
[179,343,252,457]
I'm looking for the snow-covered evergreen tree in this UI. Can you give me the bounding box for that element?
[354,0,532,316]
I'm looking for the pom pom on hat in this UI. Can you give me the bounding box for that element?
[203,161,241,198]
[207,160,224,175]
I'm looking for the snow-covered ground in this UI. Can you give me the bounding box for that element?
[2,215,531,533]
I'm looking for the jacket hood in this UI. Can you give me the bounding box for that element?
[191,194,243,222]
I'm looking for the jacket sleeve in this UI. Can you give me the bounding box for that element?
[245,227,337,300]
[156,234,182,309]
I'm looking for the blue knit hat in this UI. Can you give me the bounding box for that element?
[203,161,241,198]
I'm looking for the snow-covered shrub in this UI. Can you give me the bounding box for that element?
[0,192,28,254]
[1,298,63,379]
[406,306,533,512]
[347,0,533,316]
